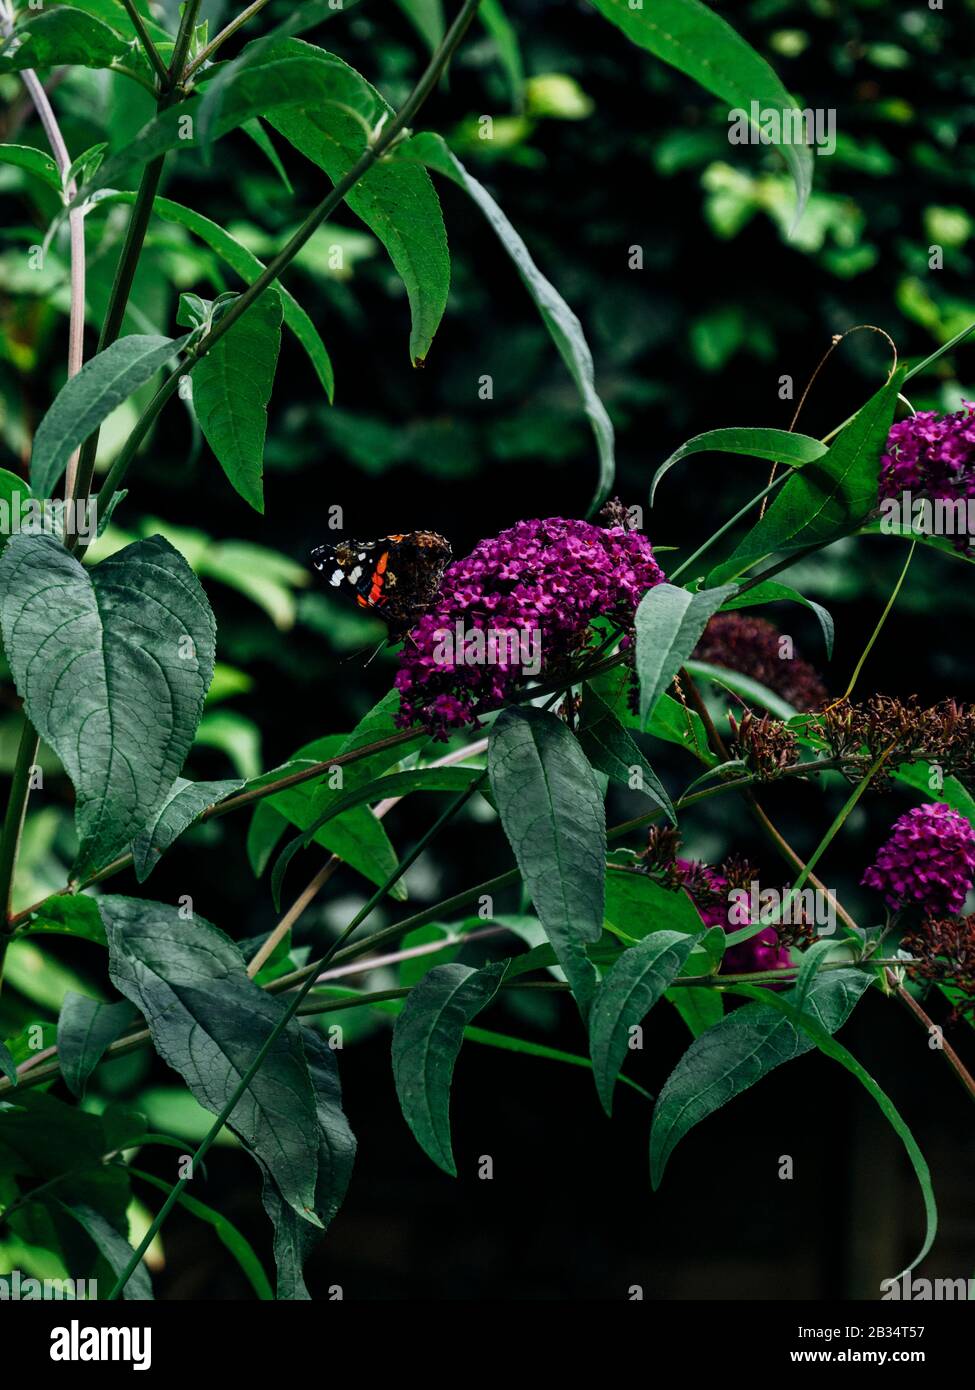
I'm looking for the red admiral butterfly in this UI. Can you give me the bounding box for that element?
[311,530,452,644]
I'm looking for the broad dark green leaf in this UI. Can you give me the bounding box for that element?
[635,582,737,725]
[258,1026,356,1299]
[709,368,907,584]
[579,685,676,824]
[392,960,508,1175]
[0,142,61,191]
[0,468,32,554]
[488,708,606,1014]
[57,992,139,1099]
[651,427,826,506]
[129,1166,273,1300]
[30,335,188,500]
[604,870,705,943]
[101,895,322,1222]
[649,966,873,1187]
[590,929,702,1115]
[263,41,449,365]
[0,534,215,878]
[58,1202,153,1300]
[94,193,334,398]
[892,764,975,821]
[400,131,614,513]
[588,0,813,227]
[0,7,126,73]
[589,667,715,764]
[130,776,243,882]
[191,289,282,513]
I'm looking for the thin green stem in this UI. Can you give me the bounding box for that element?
[120,0,169,85]
[668,472,791,583]
[835,539,915,704]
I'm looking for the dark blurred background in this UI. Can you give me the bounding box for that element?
[1,0,974,1298]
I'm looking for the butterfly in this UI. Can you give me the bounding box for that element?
[310,530,453,644]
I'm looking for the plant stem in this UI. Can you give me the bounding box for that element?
[183,0,273,78]
[120,0,169,85]
[833,540,915,704]
[668,472,790,583]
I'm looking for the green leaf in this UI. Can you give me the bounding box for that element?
[488,708,606,1015]
[258,1026,356,1299]
[604,870,704,943]
[128,1166,273,1301]
[17,893,106,945]
[57,992,139,1099]
[590,930,703,1115]
[101,895,323,1224]
[0,7,126,73]
[400,131,615,513]
[709,368,907,583]
[191,288,282,513]
[588,0,813,228]
[464,1024,652,1100]
[58,1202,153,1300]
[241,117,294,195]
[29,335,188,500]
[262,41,449,365]
[737,985,937,1278]
[93,192,334,399]
[651,427,826,506]
[667,985,724,1038]
[892,764,975,821]
[130,776,243,882]
[0,534,216,878]
[393,0,445,51]
[391,961,508,1175]
[722,580,834,660]
[649,966,873,1187]
[0,1042,15,1086]
[635,582,737,726]
[578,685,676,824]
[0,143,61,191]
[0,469,33,554]
[479,0,524,108]
[683,659,798,721]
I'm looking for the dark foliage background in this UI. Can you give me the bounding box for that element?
[2,0,974,1298]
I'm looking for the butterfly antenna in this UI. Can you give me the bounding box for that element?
[362,637,390,668]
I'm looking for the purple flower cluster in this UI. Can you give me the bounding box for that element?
[395,517,665,737]
[880,404,975,549]
[676,860,793,976]
[862,803,975,917]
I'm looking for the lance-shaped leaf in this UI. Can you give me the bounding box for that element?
[649,966,873,1187]
[590,930,703,1115]
[0,534,216,878]
[57,992,140,1098]
[263,42,449,365]
[650,427,826,506]
[400,131,614,514]
[191,289,282,513]
[488,708,606,1014]
[635,582,737,726]
[93,193,334,398]
[578,685,676,824]
[0,143,61,191]
[131,776,243,882]
[709,367,907,584]
[588,0,813,228]
[722,580,834,659]
[58,1202,154,1301]
[0,7,126,73]
[259,1025,357,1299]
[30,335,188,500]
[392,960,508,1175]
[101,896,322,1223]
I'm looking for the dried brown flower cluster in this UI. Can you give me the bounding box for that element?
[902,914,975,1023]
[729,709,800,781]
[814,695,975,790]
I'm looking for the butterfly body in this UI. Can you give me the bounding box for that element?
[311,530,452,643]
